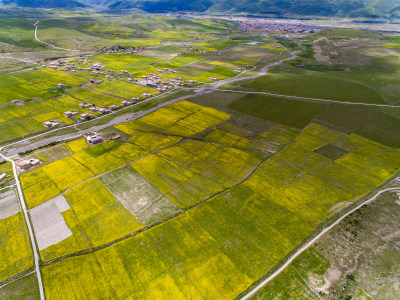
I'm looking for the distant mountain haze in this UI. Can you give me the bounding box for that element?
[1,0,400,18]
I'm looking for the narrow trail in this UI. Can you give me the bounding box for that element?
[0,153,45,300]
[240,187,400,300]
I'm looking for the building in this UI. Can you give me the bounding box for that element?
[121,100,133,106]
[18,159,41,171]
[0,173,9,181]
[89,136,104,145]
[43,120,59,128]
[78,102,93,108]
[64,111,80,117]
[79,113,93,121]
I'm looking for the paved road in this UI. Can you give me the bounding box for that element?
[0,153,45,300]
[240,186,400,300]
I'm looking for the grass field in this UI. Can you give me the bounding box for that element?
[226,70,386,104]
[0,273,39,299]
[229,94,326,128]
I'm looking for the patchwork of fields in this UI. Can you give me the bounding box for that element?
[10,98,400,298]
[17,101,298,263]
[38,121,400,299]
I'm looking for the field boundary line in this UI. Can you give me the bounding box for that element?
[239,185,400,300]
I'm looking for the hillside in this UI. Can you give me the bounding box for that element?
[1,0,87,8]
[106,0,400,19]
[1,0,400,19]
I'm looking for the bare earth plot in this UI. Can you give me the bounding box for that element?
[100,165,179,225]
[30,196,72,251]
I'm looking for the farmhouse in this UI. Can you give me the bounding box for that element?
[79,113,93,121]
[64,111,80,117]
[78,102,93,108]
[108,105,118,111]
[43,120,59,128]
[121,100,133,106]
[18,159,41,170]
[0,173,9,181]
[86,134,104,145]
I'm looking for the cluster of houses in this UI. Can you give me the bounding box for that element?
[98,46,144,55]
[235,19,319,34]
[168,77,185,86]
[233,67,245,74]
[157,68,176,74]
[47,60,78,72]
[191,49,222,55]
[18,159,41,171]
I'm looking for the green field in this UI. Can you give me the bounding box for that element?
[229,94,326,128]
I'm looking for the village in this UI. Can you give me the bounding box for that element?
[39,53,249,130]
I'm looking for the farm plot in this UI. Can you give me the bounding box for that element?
[0,189,20,220]
[0,68,87,103]
[204,124,299,154]
[0,95,79,143]
[34,144,72,164]
[21,156,94,208]
[244,123,400,223]
[228,94,327,128]
[93,53,161,74]
[93,80,157,99]
[41,178,142,261]
[100,166,179,225]
[0,211,33,281]
[119,100,230,137]
[30,196,72,251]
[131,154,223,208]
[67,87,120,107]
[232,71,386,104]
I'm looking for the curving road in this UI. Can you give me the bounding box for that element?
[0,152,45,300]
[34,20,80,52]
[240,186,400,300]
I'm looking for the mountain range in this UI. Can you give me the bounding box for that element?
[1,0,400,19]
